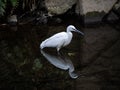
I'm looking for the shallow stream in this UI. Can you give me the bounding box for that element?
[0,22,120,90]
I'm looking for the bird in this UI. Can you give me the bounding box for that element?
[40,25,84,52]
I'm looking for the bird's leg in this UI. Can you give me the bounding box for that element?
[57,51,61,55]
[57,51,64,59]
[57,47,62,55]
[57,48,59,52]
[57,47,61,52]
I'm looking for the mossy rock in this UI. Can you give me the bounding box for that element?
[85,11,105,17]
[45,0,77,15]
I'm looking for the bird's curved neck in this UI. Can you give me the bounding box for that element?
[67,28,71,32]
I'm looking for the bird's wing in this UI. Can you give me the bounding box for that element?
[43,32,68,47]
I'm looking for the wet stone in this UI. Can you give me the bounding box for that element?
[81,25,119,64]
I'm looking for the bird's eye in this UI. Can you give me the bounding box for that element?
[72,28,76,30]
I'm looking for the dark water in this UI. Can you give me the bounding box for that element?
[0,23,120,90]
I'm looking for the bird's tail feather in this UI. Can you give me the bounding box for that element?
[40,42,44,49]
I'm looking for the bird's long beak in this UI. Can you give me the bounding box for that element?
[75,29,84,36]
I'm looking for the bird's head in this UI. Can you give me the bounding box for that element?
[67,25,84,36]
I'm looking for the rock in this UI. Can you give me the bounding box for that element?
[76,0,117,15]
[7,15,17,25]
[45,0,77,15]
[106,12,119,21]
[81,25,119,65]
[75,0,118,24]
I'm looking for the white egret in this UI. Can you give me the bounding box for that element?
[40,25,84,52]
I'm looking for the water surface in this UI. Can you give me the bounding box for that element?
[0,23,120,90]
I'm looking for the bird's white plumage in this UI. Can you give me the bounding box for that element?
[40,25,83,51]
[40,32,72,51]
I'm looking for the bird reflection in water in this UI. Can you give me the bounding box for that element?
[41,50,78,79]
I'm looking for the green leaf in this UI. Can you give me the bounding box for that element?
[10,0,17,7]
[0,0,6,16]
[32,58,42,71]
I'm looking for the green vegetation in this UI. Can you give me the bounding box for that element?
[0,0,37,17]
[0,0,18,16]
[10,0,18,7]
[86,11,105,17]
[0,0,7,16]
